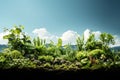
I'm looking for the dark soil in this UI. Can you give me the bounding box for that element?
[0,68,119,80]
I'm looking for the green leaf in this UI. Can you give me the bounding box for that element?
[15,28,22,34]
[3,35,10,39]
[57,38,62,47]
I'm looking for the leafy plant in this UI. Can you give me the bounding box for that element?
[88,49,105,64]
[38,55,54,63]
[76,51,87,61]
[63,44,76,61]
[1,25,120,71]
[88,49,105,58]
[100,33,115,52]
[85,33,96,51]
[0,54,6,68]
[46,39,63,57]
[33,37,46,47]
[3,25,33,56]
[10,58,36,68]
[76,35,84,51]
[3,50,23,59]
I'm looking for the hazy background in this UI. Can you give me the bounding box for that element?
[0,0,120,46]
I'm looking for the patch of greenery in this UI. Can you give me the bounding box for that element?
[0,25,119,71]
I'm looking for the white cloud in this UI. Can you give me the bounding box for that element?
[84,29,101,42]
[1,27,120,48]
[32,28,50,39]
[0,32,8,45]
[32,28,79,45]
[33,28,120,47]
[83,29,120,47]
[92,31,101,40]
[60,30,79,45]
[110,35,120,47]
[84,29,91,42]
[32,28,58,43]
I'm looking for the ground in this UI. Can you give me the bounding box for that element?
[0,68,119,80]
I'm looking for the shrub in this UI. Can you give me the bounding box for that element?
[3,25,33,55]
[59,63,68,70]
[80,58,90,65]
[0,55,6,62]
[3,50,23,59]
[38,55,54,62]
[0,55,6,68]
[81,59,91,69]
[9,58,36,68]
[76,51,87,61]
[0,51,36,69]
[47,47,61,57]
[43,62,51,68]
[63,44,77,62]
[68,63,79,70]
[53,57,64,65]
[88,49,105,58]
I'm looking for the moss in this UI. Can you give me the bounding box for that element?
[38,55,54,63]
[68,63,79,70]
[76,51,87,61]
[88,49,105,58]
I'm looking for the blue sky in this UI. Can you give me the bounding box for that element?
[0,0,120,46]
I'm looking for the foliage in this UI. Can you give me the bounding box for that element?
[100,32,115,51]
[33,37,46,47]
[3,50,23,59]
[33,37,47,56]
[3,25,33,56]
[0,55,6,62]
[76,51,87,61]
[85,33,96,51]
[0,54,6,68]
[9,58,36,68]
[76,35,84,51]
[80,58,90,66]
[45,39,63,57]
[57,38,62,48]
[1,25,120,71]
[38,55,54,62]
[63,44,76,61]
[88,49,105,58]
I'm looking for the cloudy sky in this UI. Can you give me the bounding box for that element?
[0,0,120,46]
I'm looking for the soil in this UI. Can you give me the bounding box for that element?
[0,68,119,80]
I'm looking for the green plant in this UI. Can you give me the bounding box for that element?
[0,55,6,62]
[76,35,84,51]
[46,39,63,57]
[3,50,24,59]
[76,51,87,61]
[63,44,76,61]
[100,33,115,52]
[43,62,51,68]
[1,25,119,70]
[33,37,47,57]
[10,58,36,68]
[0,54,6,68]
[33,37,46,47]
[87,49,105,65]
[57,38,62,48]
[38,55,54,62]
[88,49,105,58]
[84,33,103,51]
[3,25,34,56]
[85,33,96,51]
[80,58,91,68]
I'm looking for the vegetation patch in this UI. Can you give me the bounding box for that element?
[0,25,120,75]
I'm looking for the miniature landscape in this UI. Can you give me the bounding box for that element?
[0,25,120,79]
